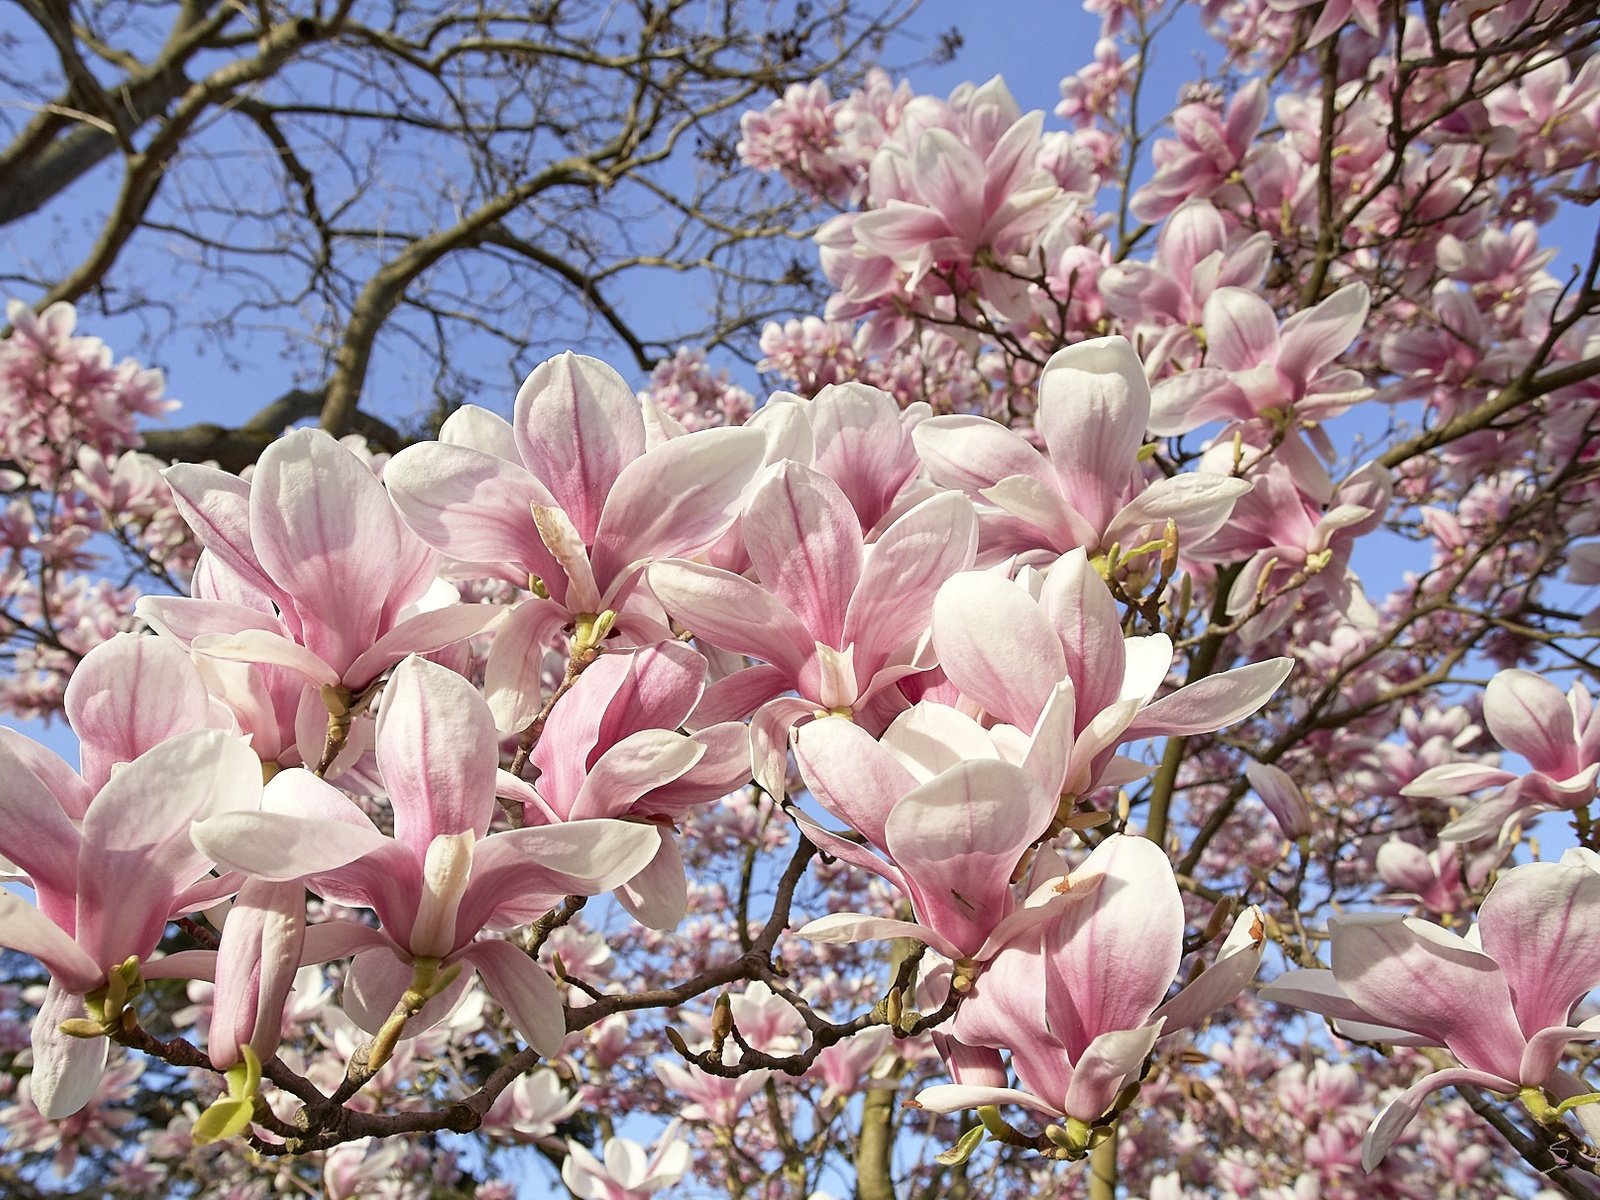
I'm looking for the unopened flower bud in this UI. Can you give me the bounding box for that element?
[1245,761,1313,840]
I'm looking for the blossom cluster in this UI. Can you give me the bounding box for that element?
[4,0,1600,1195]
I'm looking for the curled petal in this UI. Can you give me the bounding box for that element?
[1362,1068,1516,1172]
[1152,907,1265,1033]
[459,938,567,1055]
[29,982,109,1119]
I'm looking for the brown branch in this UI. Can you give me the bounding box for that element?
[33,13,333,312]
[0,0,240,225]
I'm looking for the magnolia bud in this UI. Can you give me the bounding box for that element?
[1245,762,1313,840]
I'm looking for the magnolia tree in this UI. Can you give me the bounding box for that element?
[4,1,1600,1198]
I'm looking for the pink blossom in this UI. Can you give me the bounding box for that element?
[191,655,661,1056]
[0,724,260,1115]
[1130,81,1268,223]
[139,428,499,696]
[384,353,765,729]
[648,460,976,794]
[916,337,1249,564]
[931,550,1293,798]
[1263,852,1600,1168]
[913,836,1264,1142]
[510,641,749,929]
[562,1133,690,1200]
[1403,670,1600,840]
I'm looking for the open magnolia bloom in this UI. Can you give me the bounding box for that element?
[191,656,660,1057]
[1144,283,1372,501]
[740,380,930,540]
[382,352,766,731]
[0,725,261,1117]
[1402,669,1600,841]
[502,640,750,930]
[1261,852,1600,1169]
[789,704,1075,964]
[913,336,1249,565]
[931,549,1293,800]
[139,429,500,698]
[649,459,978,794]
[911,836,1265,1155]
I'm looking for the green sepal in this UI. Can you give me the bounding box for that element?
[192,1045,262,1146]
[56,1018,107,1039]
[935,1123,987,1166]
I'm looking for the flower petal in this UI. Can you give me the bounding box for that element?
[384,441,561,582]
[251,429,434,677]
[1330,914,1525,1079]
[647,561,812,679]
[80,731,262,968]
[1477,859,1600,1038]
[914,416,1052,494]
[1036,336,1150,537]
[793,714,917,847]
[514,353,647,544]
[377,656,500,852]
[845,491,979,667]
[569,730,705,821]
[65,633,211,793]
[1122,657,1292,740]
[590,426,766,589]
[884,760,1055,958]
[741,462,862,648]
[1152,907,1265,1032]
[0,892,102,992]
[460,937,567,1055]
[1362,1068,1515,1172]
[1043,835,1183,1060]
[1484,669,1580,777]
[614,831,688,931]
[931,572,1064,729]
[29,982,109,1118]
[910,1083,1063,1118]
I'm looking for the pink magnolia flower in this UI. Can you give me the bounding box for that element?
[931,550,1293,799]
[1374,839,1497,919]
[205,878,307,1072]
[383,353,765,731]
[1402,670,1600,841]
[1262,852,1600,1169]
[654,1059,769,1127]
[0,725,260,1116]
[808,1026,894,1105]
[648,460,977,795]
[191,655,660,1056]
[828,91,1068,320]
[789,707,1071,963]
[743,381,930,538]
[0,299,175,485]
[1055,38,1138,128]
[506,641,749,929]
[1148,283,1371,501]
[1245,762,1314,840]
[562,1133,690,1200]
[914,337,1249,565]
[480,1067,582,1141]
[1098,199,1272,368]
[58,632,215,792]
[637,347,755,432]
[1193,457,1390,641]
[1130,81,1267,223]
[139,428,499,696]
[1484,53,1600,174]
[737,79,856,205]
[912,836,1265,1144]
